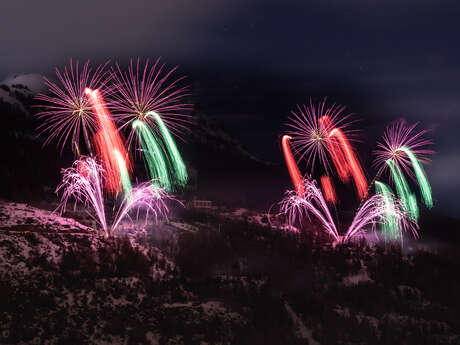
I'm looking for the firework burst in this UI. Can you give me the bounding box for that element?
[285,99,367,200]
[110,182,173,236]
[272,178,417,244]
[35,59,110,154]
[274,179,340,241]
[109,57,192,148]
[56,157,107,234]
[343,192,418,242]
[373,120,434,211]
[373,119,433,177]
[286,98,356,174]
[56,157,172,238]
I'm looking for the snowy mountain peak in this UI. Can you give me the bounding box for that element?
[1,73,45,93]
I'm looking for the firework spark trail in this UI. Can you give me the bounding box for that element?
[275,178,417,244]
[343,194,399,242]
[282,135,305,196]
[344,190,418,243]
[113,149,132,195]
[35,59,110,154]
[344,194,383,241]
[147,111,188,188]
[386,159,419,220]
[85,88,132,195]
[374,181,398,240]
[56,158,108,236]
[329,128,368,199]
[275,192,308,232]
[132,120,171,191]
[326,133,351,182]
[320,175,337,204]
[303,180,339,241]
[110,182,172,235]
[319,116,350,183]
[57,158,172,237]
[278,180,339,240]
[399,146,433,208]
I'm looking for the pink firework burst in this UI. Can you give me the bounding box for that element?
[373,119,434,177]
[344,193,418,243]
[35,59,110,154]
[286,98,357,174]
[108,57,192,149]
[56,157,174,238]
[272,179,340,241]
[271,178,417,245]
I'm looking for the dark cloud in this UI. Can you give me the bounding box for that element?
[0,1,238,76]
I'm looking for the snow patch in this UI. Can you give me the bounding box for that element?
[0,200,91,233]
[284,301,320,345]
[342,270,373,286]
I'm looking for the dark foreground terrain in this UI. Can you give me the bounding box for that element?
[1,76,460,345]
[1,200,460,345]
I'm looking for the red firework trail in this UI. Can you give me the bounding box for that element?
[329,128,368,199]
[319,116,350,183]
[85,88,131,195]
[320,175,337,204]
[282,135,305,196]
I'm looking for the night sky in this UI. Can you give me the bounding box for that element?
[1,0,459,216]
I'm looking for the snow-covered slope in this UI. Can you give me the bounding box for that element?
[0,199,460,344]
[0,200,90,233]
